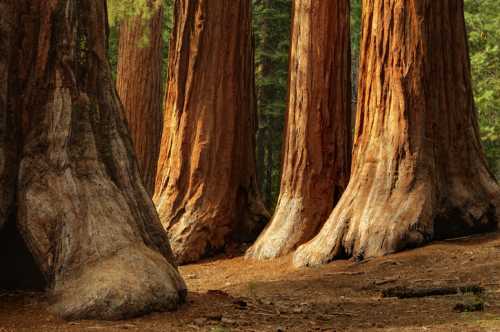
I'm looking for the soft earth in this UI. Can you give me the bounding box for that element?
[1,232,500,331]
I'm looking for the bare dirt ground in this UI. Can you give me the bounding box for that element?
[1,232,500,331]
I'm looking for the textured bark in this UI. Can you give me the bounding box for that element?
[294,0,500,267]
[116,1,164,195]
[0,0,186,320]
[0,0,17,231]
[154,0,269,264]
[247,0,352,260]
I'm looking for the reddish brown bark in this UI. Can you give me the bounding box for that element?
[154,0,269,264]
[294,0,500,267]
[0,0,186,320]
[247,0,352,260]
[116,1,164,195]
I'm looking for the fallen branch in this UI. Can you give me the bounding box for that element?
[323,271,365,277]
[326,312,355,317]
[382,285,484,299]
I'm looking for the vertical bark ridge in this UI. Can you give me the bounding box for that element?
[247,0,352,260]
[1,0,186,320]
[116,1,164,195]
[154,0,268,264]
[0,0,18,231]
[294,0,499,267]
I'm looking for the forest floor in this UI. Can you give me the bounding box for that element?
[1,232,500,332]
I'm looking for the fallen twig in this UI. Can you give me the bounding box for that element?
[323,271,365,277]
[382,284,484,299]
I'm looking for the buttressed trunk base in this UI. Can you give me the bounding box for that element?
[154,0,269,265]
[246,0,352,260]
[0,0,186,320]
[293,0,499,267]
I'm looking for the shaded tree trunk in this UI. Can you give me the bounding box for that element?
[0,0,17,231]
[154,0,269,264]
[247,0,352,260]
[294,0,500,267]
[0,0,186,320]
[116,1,164,195]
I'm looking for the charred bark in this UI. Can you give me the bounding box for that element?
[0,0,186,320]
[294,0,500,267]
[154,0,269,264]
[116,1,164,195]
[247,0,352,260]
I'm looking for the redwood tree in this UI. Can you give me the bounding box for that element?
[154,0,269,264]
[0,0,186,320]
[247,0,352,260]
[0,0,17,232]
[116,0,164,195]
[294,0,500,267]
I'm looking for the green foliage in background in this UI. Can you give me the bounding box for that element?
[253,0,292,207]
[351,0,498,178]
[106,0,173,82]
[465,0,500,176]
[351,0,362,104]
[108,0,163,47]
[105,0,499,207]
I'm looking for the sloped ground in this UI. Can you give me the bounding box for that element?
[1,232,499,331]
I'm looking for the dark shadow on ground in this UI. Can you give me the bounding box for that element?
[0,214,46,291]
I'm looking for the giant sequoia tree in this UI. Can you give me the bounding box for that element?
[294,0,500,267]
[154,0,269,264]
[0,0,16,232]
[0,0,185,320]
[247,0,352,260]
[116,0,164,195]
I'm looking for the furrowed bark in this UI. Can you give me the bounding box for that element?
[0,0,17,231]
[154,0,269,264]
[1,0,186,320]
[247,0,352,260]
[116,0,164,195]
[294,0,499,267]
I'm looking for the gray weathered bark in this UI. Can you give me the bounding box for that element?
[0,0,186,320]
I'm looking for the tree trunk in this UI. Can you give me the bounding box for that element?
[246,0,352,260]
[0,0,186,320]
[0,0,17,231]
[116,1,164,195]
[294,0,500,267]
[154,0,269,264]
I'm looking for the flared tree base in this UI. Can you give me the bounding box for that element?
[246,196,325,260]
[50,245,186,320]
[294,180,499,267]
